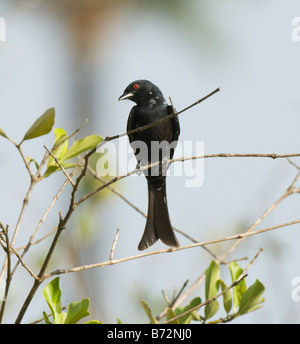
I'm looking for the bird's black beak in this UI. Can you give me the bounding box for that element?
[118,92,134,101]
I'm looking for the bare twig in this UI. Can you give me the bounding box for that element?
[105,87,221,142]
[171,152,300,164]
[15,144,35,181]
[161,290,171,305]
[9,246,39,281]
[0,223,11,323]
[110,229,120,261]
[43,145,75,186]
[168,96,176,115]
[78,152,300,208]
[43,217,298,279]
[169,279,189,308]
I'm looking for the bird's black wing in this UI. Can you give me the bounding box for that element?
[167,105,180,161]
[126,106,137,145]
[167,105,180,142]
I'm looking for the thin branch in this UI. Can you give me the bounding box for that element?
[78,152,300,208]
[168,96,176,115]
[9,245,39,281]
[0,223,11,323]
[161,290,171,305]
[75,170,136,206]
[105,87,221,142]
[15,144,35,181]
[43,145,75,186]
[169,279,189,308]
[110,229,120,261]
[286,157,300,170]
[65,88,221,174]
[171,152,300,164]
[15,227,58,252]
[44,218,299,279]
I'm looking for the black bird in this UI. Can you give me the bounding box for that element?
[119,80,180,250]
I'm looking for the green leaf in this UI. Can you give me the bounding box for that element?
[60,135,102,162]
[53,128,69,157]
[43,162,76,178]
[47,128,69,168]
[64,298,90,324]
[27,156,40,171]
[166,307,180,324]
[175,297,202,324]
[84,320,103,324]
[204,260,220,320]
[238,280,265,315]
[43,311,52,324]
[43,277,62,323]
[219,279,232,314]
[22,108,55,142]
[204,300,219,320]
[187,297,202,322]
[140,300,158,324]
[229,262,246,312]
[56,312,67,324]
[205,260,220,300]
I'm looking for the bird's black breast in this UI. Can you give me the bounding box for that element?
[127,104,180,171]
[127,105,179,146]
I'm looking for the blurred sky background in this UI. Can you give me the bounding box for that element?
[0,0,300,324]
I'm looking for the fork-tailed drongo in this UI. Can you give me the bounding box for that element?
[119,80,180,250]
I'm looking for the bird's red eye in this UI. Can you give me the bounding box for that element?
[134,83,139,89]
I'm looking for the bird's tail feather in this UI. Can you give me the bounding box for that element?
[138,179,179,250]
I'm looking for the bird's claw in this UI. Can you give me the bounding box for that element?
[135,162,142,176]
[161,157,170,175]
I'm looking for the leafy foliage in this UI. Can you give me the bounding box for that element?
[42,277,101,324]
[0,107,103,177]
[141,260,265,324]
[44,128,102,178]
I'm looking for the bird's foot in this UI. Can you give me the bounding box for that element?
[161,157,170,176]
[135,161,143,176]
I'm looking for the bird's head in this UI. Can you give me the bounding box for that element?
[119,80,165,107]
